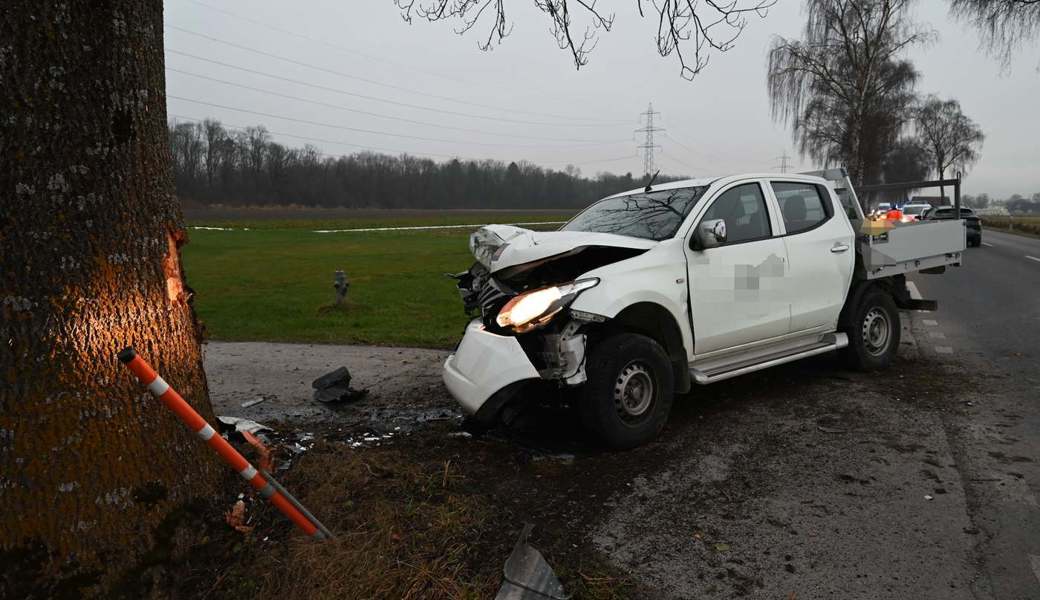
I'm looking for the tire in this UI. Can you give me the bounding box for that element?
[841,287,901,371]
[581,333,674,449]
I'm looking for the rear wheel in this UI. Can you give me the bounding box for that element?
[582,333,674,449]
[841,287,901,370]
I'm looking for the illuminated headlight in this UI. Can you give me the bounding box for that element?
[496,279,599,333]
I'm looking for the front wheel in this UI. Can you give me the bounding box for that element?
[841,287,901,371]
[581,333,674,449]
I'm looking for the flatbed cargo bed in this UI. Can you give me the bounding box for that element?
[803,168,967,280]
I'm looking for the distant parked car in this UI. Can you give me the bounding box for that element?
[900,203,931,222]
[922,206,982,247]
[871,202,892,219]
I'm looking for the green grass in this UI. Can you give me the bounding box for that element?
[182,228,477,347]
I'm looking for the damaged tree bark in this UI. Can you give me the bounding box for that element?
[0,1,222,592]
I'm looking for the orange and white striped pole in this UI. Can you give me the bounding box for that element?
[118,347,332,540]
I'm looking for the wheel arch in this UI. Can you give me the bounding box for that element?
[593,301,691,393]
[839,276,908,329]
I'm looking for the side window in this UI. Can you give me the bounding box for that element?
[771,182,832,234]
[701,183,772,244]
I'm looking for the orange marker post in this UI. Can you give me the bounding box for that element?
[118,347,332,540]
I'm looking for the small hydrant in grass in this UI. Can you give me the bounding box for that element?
[333,270,350,306]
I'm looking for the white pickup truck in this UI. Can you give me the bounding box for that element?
[443,169,966,448]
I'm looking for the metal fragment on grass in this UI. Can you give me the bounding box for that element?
[495,524,568,600]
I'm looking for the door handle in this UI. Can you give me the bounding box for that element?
[830,243,850,253]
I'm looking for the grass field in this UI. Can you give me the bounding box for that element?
[182,210,574,347]
[979,215,1040,237]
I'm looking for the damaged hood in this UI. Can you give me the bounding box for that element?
[469,224,657,285]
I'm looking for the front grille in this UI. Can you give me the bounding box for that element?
[478,281,513,329]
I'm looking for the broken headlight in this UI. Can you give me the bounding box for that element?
[495,279,599,333]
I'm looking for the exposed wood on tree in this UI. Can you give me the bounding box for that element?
[0,0,221,591]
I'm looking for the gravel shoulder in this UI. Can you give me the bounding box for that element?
[203,341,455,428]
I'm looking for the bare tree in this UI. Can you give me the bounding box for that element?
[766,0,932,185]
[914,95,984,199]
[395,0,776,79]
[950,0,1040,66]
[202,118,226,188]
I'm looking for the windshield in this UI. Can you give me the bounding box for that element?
[903,205,929,215]
[561,187,708,241]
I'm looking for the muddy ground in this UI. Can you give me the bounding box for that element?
[194,313,1016,599]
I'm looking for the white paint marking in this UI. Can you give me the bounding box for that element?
[1029,555,1040,587]
[905,281,922,300]
[1026,255,1040,264]
[313,221,566,233]
[928,332,946,339]
[147,376,169,396]
[934,346,954,354]
[923,319,938,326]
[239,465,257,481]
[188,221,568,234]
[981,242,994,247]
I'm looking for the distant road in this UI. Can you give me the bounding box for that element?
[912,229,1040,357]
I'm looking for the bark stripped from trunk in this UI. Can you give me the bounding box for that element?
[0,0,222,589]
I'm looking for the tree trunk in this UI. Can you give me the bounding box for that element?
[939,164,946,204]
[1,0,222,590]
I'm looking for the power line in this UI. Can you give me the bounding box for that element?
[180,0,471,86]
[661,130,723,169]
[657,151,696,176]
[167,95,620,149]
[166,49,617,129]
[635,102,664,177]
[165,24,629,125]
[166,67,628,144]
[774,152,792,173]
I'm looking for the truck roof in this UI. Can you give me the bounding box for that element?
[607,172,829,199]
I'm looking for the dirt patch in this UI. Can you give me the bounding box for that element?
[204,341,456,430]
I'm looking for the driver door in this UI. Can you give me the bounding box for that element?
[685,181,791,355]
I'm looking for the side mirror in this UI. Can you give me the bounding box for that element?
[694,218,727,249]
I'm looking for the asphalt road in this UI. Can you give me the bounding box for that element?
[910,229,1040,599]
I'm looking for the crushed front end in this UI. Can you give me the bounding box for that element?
[442,225,646,423]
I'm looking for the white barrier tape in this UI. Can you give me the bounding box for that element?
[147,376,170,396]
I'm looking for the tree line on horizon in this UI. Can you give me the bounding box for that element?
[168,120,656,209]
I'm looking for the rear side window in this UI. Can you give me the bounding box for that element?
[771,182,832,234]
[701,183,772,244]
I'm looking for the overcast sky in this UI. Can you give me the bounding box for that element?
[163,0,1040,197]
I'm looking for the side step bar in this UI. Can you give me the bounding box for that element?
[690,333,849,385]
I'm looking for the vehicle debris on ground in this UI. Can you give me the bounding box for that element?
[312,366,369,404]
[495,524,568,600]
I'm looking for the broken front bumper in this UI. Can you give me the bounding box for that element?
[443,319,540,417]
